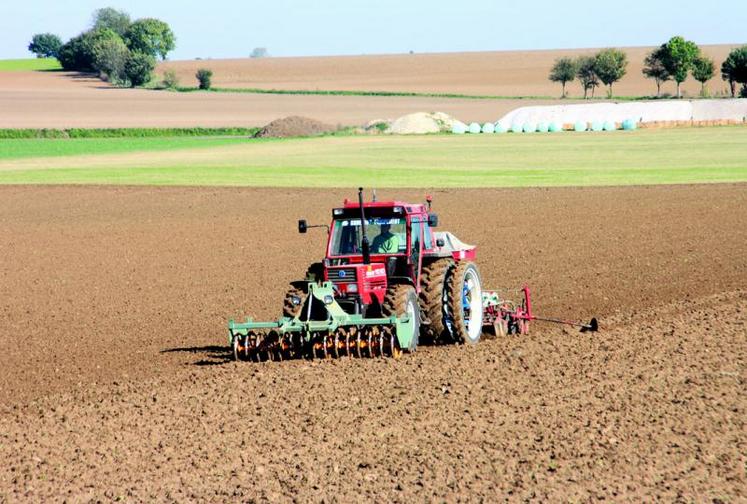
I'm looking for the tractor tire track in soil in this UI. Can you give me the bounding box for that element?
[0,184,745,501]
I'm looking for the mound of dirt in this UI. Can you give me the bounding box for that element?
[255,116,337,138]
[389,111,459,134]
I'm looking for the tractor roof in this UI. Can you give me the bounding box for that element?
[340,199,428,215]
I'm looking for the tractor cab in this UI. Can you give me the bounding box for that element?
[327,201,434,311]
[298,192,438,314]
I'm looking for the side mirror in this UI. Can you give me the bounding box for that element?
[298,219,308,233]
[428,213,439,227]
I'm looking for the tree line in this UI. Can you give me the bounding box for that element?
[550,36,747,99]
[28,8,175,87]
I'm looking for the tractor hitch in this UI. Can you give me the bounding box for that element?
[482,285,598,336]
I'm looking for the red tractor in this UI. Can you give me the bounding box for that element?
[285,187,483,351]
[228,188,596,361]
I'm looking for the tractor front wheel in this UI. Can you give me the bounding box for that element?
[382,284,420,352]
[445,261,484,345]
[282,287,306,318]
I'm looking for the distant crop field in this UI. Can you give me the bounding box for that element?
[0,58,61,71]
[1,127,745,188]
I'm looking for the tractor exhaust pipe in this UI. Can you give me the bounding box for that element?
[358,187,371,264]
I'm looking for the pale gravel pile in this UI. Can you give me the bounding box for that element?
[388,112,459,134]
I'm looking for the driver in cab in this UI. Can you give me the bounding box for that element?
[371,223,399,254]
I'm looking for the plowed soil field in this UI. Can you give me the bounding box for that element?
[1,185,745,501]
[0,71,558,129]
[160,45,736,97]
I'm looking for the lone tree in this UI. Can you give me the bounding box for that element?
[660,36,700,98]
[28,33,63,58]
[125,18,176,60]
[92,7,131,37]
[576,55,599,99]
[721,46,747,98]
[196,68,213,89]
[642,47,671,97]
[691,55,715,96]
[594,48,628,97]
[549,57,576,97]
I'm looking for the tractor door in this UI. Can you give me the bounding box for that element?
[409,216,424,289]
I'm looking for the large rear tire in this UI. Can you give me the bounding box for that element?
[445,261,484,345]
[419,258,454,343]
[383,284,420,352]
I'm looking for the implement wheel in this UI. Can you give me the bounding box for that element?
[383,284,420,352]
[282,287,306,318]
[282,262,324,318]
[445,261,484,345]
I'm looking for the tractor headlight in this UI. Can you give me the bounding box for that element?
[323,295,334,305]
[347,283,358,293]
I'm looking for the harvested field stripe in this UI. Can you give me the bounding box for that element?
[1,165,744,188]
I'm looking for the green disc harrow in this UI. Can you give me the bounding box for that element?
[228,282,415,361]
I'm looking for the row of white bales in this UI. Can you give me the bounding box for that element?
[455,99,747,134]
[383,99,747,135]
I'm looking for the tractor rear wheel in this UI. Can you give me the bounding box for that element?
[419,258,454,342]
[382,284,420,352]
[445,261,484,345]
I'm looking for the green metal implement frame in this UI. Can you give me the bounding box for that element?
[228,282,415,350]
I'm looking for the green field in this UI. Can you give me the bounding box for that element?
[0,58,61,71]
[0,136,251,160]
[0,127,745,187]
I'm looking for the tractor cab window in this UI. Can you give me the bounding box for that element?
[423,220,433,250]
[330,217,406,256]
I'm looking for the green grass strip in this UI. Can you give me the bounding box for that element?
[169,86,704,102]
[0,58,61,71]
[173,86,555,100]
[0,127,260,140]
[0,137,251,160]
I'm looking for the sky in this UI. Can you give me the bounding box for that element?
[1,0,745,60]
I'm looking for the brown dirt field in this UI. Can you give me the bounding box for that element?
[0,184,745,501]
[160,45,738,97]
[0,71,565,129]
